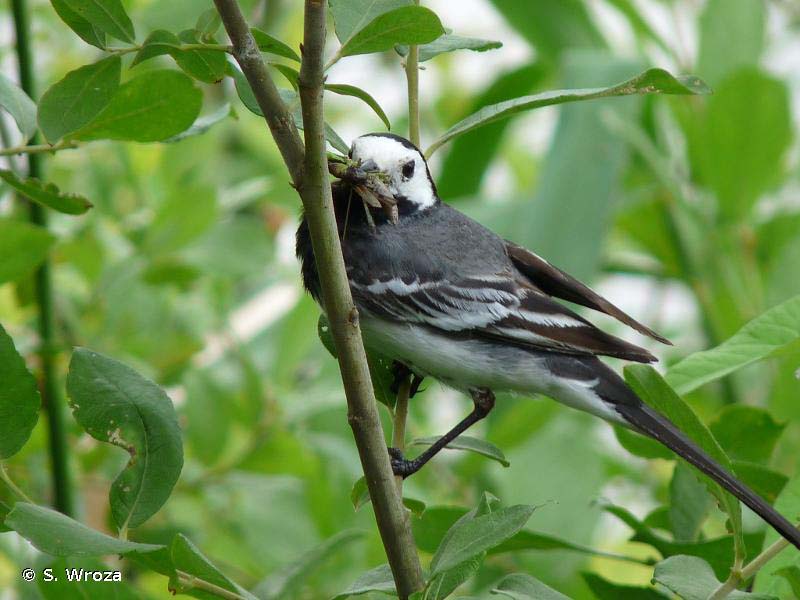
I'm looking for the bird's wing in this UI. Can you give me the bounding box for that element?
[505,241,671,345]
[350,273,657,363]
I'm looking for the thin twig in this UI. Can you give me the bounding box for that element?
[10,0,75,518]
[0,463,35,504]
[175,570,247,600]
[0,139,79,157]
[404,0,421,146]
[709,524,798,599]
[214,1,424,597]
[106,43,232,55]
[392,376,412,492]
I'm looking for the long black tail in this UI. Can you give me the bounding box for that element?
[614,399,800,550]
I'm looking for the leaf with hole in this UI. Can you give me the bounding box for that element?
[4,503,161,556]
[666,294,800,394]
[37,56,120,143]
[408,434,509,467]
[0,170,92,215]
[338,6,445,58]
[0,73,37,141]
[73,70,202,142]
[426,67,711,156]
[59,0,135,43]
[66,348,183,531]
[0,324,40,459]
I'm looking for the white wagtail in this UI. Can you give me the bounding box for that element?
[296,132,800,549]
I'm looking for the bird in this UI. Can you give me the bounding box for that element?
[296,132,800,550]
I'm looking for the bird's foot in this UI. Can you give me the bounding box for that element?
[388,447,420,478]
[390,362,425,397]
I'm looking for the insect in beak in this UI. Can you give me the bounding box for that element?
[328,156,398,224]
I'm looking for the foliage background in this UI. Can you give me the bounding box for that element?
[1,0,799,598]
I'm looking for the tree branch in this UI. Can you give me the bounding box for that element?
[403,0,421,146]
[215,1,424,596]
[213,0,305,187]
[10,0,75,518]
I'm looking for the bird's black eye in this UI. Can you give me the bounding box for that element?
[401,160,415,179]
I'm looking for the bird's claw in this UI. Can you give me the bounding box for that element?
[388,447,418,478]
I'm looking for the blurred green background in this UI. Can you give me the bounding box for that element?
[1,0,799,598]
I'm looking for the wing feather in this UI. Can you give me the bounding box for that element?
[350,274,656,363]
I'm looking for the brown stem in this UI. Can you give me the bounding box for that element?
[214,1,424,596]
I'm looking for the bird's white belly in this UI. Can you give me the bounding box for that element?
[360,317,625,424]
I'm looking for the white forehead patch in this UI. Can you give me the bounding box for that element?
[350,135,437,211]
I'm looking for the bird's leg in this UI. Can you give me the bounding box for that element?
[389,388,495,478]
[390,361,424,398]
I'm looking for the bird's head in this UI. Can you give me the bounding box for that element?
[334,133,439,221]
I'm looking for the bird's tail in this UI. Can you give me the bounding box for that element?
[613,397,800,550]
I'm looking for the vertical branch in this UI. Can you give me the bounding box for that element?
[216,1,424,596]
[404,0,421,146]
[10,0,75,517]
[391,378,412,492]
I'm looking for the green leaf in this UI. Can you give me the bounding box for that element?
[325,84,390,130]
[251,28,301,62]
[271,63,299,89]
[253,530,364,599]
[0,219,55,285]
[614,424,673,460]
[774,563,800,598]
[332,563,396,599]
[488,0,604,60]
[408,435,509,467]
[350,476,425,517]
[0,324,40,459]
[50,0,106,49]
[491,573,570,600]
[710,406,785,463]
[732,461,788,504]
[173,29,227,83]
[37,56,120,142]
[666,294,800,395]
[66,348,184,531]
[195,8,221,40]
[581,572,667,599]
[654,555,777,600]
[753,473,800,596]
[144,186,217,253]
[437,63,546,200]
[329,0,411,45]
[427,67,711,156]
[0,170,92,215]
[670,462,713,542]
[425,555,481,600]
[131,29,180,66]
[164,102,235,143]
[36,557,140,599]
[0,73,37,141]
[602,501,762,581]
[398,34,502,62]
[168,534,258,600]
[59,0,135,44]
[697,0,765,86]
[4,503,161,556]
[74,70,202,142]
[430,504,535,575]
[338,6,445,58]
[625,364,743,545]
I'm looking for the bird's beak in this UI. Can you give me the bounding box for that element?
[327,157,398,224]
